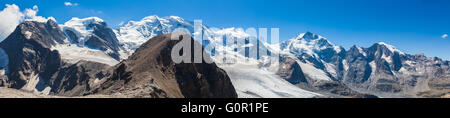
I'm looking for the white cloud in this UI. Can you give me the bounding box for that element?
[23,5,49,22]
[0,4,24,41]
[442,34,448,39]
[0,4,54,41]
[64,2,79,6]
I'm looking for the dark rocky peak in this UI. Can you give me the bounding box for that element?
[0,21,64,89]
[367,42,404,58]
[0,20,114,96]
[3,20,66,48]
[92,33,237,98]
[345,45,368,62]
[348,45,362,55]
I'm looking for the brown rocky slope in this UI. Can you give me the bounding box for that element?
[89,33,238,98]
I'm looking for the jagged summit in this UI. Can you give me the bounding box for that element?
[296,31,321,40]
[375,42,405,55]
[281,32,343,57]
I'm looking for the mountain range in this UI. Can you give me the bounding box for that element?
[0,15,448,98]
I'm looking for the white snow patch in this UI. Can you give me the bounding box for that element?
[378,42,405,55]
[342,59,349,71]
[404,60,415,65]
[381,54,392,63]
[333,46,342,53]
[324,62,337,78]
[356,46,367,56]
[94,78,101,84]
[21,72,51,95]
[369,61,377,76]
[24,31,32,39]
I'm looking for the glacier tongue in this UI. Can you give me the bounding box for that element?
[220,64,322,98]
[51,44,119,66]
[60,17,105,46]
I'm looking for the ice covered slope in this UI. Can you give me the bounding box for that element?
[220,64,321,98]
[51,44,119,66]
[55,17,130,66]
[60,17,105,45]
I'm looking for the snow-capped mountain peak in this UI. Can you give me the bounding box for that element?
[55,17,125,66]
[377,42,405,55]
[141,15,161,21]
[281,32,343,57]
[296,31,322,40]
[60,17,107,44]
[64,17,105,27]
[115,15,194,50]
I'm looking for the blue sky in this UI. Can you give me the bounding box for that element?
[1,0,450,60]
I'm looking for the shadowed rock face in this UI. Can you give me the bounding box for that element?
[0,20,65,89]
[277,56,307,84]
[277,56,377,98]
[342,43,450,97]
[92,34,237,98]
[50,60,109,96]
[0,21,110,96]
[84,22,121,60]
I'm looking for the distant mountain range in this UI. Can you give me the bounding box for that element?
[0,15,448,98]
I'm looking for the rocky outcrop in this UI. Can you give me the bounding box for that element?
[341,43,450,97]
[91,34,238,98]
[277,56,377,98]
[0,21,110,96]
[0,20,65,89]
[277,56,307,84]
[49,60,109,96]
[84,22,121,60]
